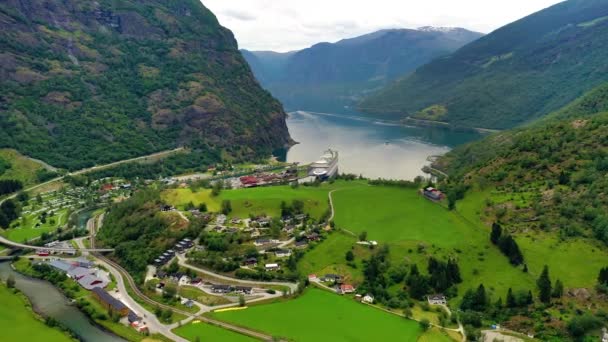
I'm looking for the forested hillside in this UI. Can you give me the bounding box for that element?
[436,83,608,245]
[243,27,482,113]
[96,190,199,282]
[360,0,608,129]
[0,0,291,170]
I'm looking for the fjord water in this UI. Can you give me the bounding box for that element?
[283,111,482,180]
[0,262,124,342]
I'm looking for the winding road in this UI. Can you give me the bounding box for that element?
[87,215,278,341]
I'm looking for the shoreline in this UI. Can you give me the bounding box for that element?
[288,110,500,134]
[5,260,127,342]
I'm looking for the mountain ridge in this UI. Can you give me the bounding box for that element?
[0,0,291,170]
[359,0,608,129]
[242,26,483,113]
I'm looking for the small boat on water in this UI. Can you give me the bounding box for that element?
[308,149,339,180]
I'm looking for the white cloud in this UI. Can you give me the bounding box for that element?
[201,0,564,52]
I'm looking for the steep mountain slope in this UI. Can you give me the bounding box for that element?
[242,27,483,113]
[0,0,291,170]
[436,83,608,244]
[360,0,608,129]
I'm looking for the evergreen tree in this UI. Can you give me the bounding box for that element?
[490,222,502,244]
[523,263,528,273]
[526,290,534,305]
[598,267,608,285]
[498,235,524,265]
[537,265,552,304]
[506,288,516,308]
[475,284,487,311]
[408,274,429,300]
[447,258,462,284]
[552,279,564,298]
[494,297,503,309]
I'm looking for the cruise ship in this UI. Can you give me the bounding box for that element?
[308,149,339,180]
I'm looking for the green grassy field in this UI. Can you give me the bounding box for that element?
[457,187,608,290]
[6,208,70,242]
[297,232,372,285]
[0,149,48,186]
[332,186,534,300]
[418,327,457,342]
[0,284,72,342]
[162,181,365,221]
[174,321,256,342]
[209,288,421,342]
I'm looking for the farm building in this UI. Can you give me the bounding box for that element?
[427,294,447,305]
[92,288,130,317]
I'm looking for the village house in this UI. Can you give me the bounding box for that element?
[265,263,280,271]
[295,240,308,249]
[363,294,375,304]
[216,214,227,226]
[427,294,447,305]
[178,275,191,286]
[243,257,258,266]
[423,187,444,201]
[323,274,342,283]
[234,286,253,295]
[274,249,292,258]
[211,284,232,294]
[339,284,355,294]
[282,225,296,234]
[254,238,280,247]
[306,233,321,242]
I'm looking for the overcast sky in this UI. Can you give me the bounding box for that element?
[202,0,564,52]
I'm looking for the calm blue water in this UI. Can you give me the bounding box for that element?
[284,111,482,180]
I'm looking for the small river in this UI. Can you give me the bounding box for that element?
[0,262,124,342]
[281,111,482,180]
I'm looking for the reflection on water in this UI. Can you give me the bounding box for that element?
[0,262,124,342]
[282,111,482,180]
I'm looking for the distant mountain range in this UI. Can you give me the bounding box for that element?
[242,27,483,113]
[360,0,608,129]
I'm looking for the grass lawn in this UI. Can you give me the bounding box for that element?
[162,181,365,221]
[297,231,371,285]
[0,148,47,186]
[6,208,69,242]
[458,187,608,290]
[332,185,534,301]
[418,327,458,342]
[209,288,421,342]
[0,284,72,342]
[178,286,231,306]
[517,233,608,288]
[174,321,256,342]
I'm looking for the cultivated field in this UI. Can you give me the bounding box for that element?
[162,181,365,221]
[332,185,534,300]
[174,321,256,342]
[209,288,421,342]
[297,231,371,285]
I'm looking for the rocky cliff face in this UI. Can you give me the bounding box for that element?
[0,0,291,169]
